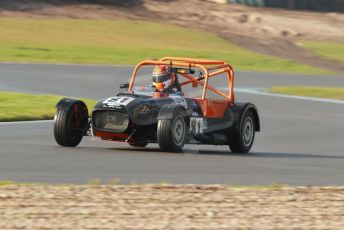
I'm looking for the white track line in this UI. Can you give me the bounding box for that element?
[0,120,53,125]
[234,88,344,104]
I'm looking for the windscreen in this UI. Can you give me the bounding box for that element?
[131,66,156,96]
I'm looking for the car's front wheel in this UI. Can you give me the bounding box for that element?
[54,101,88,147]
[157,107,187,152]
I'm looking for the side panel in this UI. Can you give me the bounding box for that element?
[194,99,231,118]
[204,108,235,133]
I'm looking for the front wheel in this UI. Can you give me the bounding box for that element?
[229,111,255,153]
[53,101,88,147]
[157,108,187,152]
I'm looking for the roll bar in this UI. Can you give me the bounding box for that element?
[128,57,234,101]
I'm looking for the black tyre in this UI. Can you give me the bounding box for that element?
[129,142,148,147]
[229,110,255,153]
[157,107,187,152]
[54,101,88,147]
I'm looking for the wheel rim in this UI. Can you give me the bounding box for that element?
[173,116,185,146]
[70,105,84,138]
[242,116,254,147]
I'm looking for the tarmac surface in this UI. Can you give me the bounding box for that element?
[0,63,344,185]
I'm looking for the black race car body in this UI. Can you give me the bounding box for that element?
[54,57,260,153]
[89,94,259,144]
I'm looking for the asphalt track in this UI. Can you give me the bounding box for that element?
[1,63,344,185]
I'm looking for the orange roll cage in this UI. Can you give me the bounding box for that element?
[128,57,235,102]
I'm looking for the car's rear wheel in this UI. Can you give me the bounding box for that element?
[54,101,88,147]
[129,142,148,147]
[229,110,255,153]
[157,107,187,152]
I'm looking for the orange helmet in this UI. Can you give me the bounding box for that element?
[152,65,175,91]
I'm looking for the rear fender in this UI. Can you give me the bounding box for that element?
[231,102,260,131]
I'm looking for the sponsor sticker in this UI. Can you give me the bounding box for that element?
[102,97,135,107]
[190,118,207,134]
[170,96,187,108]
[191,112,199,117]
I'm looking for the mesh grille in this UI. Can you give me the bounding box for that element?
[93,111,129,133]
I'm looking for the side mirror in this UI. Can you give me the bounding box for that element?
[120,83,129,89]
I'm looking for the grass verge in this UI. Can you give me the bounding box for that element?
[0,18,330,74]
[0,181,15,186]
[300,40,344,62]
[0,92,96,122]
[269,86,344,100]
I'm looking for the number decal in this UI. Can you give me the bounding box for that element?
[190,118,206,134]
[103,97,135,107]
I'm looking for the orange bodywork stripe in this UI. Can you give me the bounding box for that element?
[95,131,129,141]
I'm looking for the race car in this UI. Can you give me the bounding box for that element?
[53,57,260,153]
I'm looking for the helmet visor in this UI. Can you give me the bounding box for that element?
[152,74,170,83]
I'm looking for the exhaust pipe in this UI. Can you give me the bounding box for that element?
[194,133,228,145]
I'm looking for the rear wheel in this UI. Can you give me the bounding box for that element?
[157,108,187,152]
[229,111,255,153]
[54,102,88,147]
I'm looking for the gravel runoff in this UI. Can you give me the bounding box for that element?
[0,185,344,229]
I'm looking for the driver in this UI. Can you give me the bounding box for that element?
[152,65,182,95]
